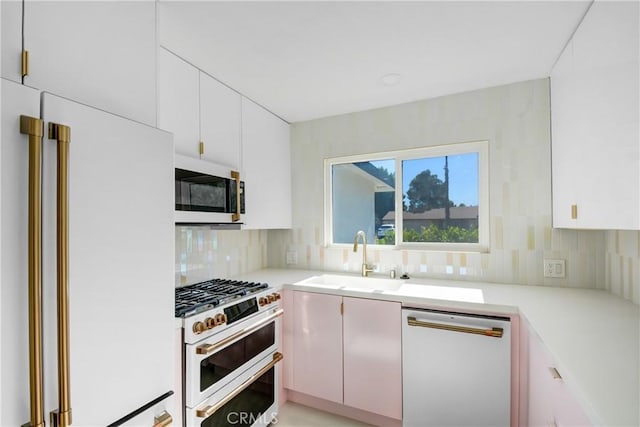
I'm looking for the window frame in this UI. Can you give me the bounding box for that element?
[324,140,490,252]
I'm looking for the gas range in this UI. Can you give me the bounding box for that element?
[175,278,271,318]
[175,278,283,426]
[175,278,281,344]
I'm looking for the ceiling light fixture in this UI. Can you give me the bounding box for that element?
[380,73,402,86]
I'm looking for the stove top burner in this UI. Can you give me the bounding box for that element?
[175,279,269,318]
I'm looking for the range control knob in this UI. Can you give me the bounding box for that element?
[267,294,276,303]
[214,313,227,325]
[204,317,216,329]
[192,321,206,334]
[259,297,268,306]
[274,292,281,300]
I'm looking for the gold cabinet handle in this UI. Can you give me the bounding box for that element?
[196,308,283,355]
[153,411,173,427]
[196,352,283,418]
[20,115,46,427]
[549,367,562,380]
[571,204,578,219]
[230,170,241,222]
[407,316,504,338]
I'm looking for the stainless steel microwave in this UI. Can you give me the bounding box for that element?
[174,155,245,225]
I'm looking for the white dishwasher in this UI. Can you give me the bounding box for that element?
[402,308,511,427]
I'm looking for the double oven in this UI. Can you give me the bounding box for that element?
[176,279,283,426]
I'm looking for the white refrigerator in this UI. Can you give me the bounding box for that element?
[1,78,175,426]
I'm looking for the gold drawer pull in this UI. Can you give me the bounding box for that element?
[549,367,562,380]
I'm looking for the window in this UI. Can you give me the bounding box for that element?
[325,141,489,251]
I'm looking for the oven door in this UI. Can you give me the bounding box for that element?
[186,352,281,427]
[185,307,282,408]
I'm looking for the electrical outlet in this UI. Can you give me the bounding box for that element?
[285,250,298,265]
[543,259,566,278]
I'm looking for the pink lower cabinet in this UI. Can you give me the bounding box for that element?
[527,327,591,427]
[289,291,402,420]
[291,291,343,403]
[343,297,402,419]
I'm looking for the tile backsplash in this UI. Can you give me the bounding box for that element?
[267,78,609,291]
[175,227,268,286]
[605,230,640,305]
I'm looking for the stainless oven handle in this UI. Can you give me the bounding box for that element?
[230,170,241,222]
[195,352,283,419]
[196,308,284,355]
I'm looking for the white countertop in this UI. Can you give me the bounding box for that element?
[234,268,640,427]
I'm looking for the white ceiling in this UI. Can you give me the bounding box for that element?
[158,1,591,123]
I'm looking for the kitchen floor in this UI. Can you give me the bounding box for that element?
[275,402,371,426]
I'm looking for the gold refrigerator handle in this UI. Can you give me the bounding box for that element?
[407,316,504,338]
[230,170,241,222]
[20,116,46,427]
[48,122,72,427]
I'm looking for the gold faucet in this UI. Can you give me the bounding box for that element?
[353,230,374,277]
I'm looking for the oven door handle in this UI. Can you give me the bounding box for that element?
[195,352,283,419]
[195,308,284,355]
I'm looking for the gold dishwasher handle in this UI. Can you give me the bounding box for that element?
[196,308,283,355]
[407,316,504,338]
[196,352,284,419]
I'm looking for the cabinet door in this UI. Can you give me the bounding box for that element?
[551,1,639,229]
[22,1,157,126]
[1,0,22,83]
[157,47,200,157]
[527,331,591,427]
[343,298,402,420]
[527,331,556,426]
[550,39,578,229]
[199,72,241,169]
[241,97,292,229]
[291,291,342,403]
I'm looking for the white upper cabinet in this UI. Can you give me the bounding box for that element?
[16,1,157,126]
[158,48,242,169]
[199,73,242,169]
[551,0,639,229]
[241,97,292,229]
[157,48,200,158]
[1,1,22,83]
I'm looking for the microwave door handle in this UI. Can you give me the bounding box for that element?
[195,352,283,419]
[230,170,240,222]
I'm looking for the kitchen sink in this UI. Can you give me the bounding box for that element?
[297,274,403,292]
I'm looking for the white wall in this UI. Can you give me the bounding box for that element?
[268,78,607,289]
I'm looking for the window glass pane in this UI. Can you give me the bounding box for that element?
[401,153,478,243]
[331,160,395,245]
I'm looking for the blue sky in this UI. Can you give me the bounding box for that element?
[371,153,478,206]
